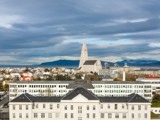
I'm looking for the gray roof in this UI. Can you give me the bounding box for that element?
[83,60,97,65]
[67,80,94,89]
[11,87,149,103]
[99,93,149,103]
[10,93,62,102]
[62,87,98,100]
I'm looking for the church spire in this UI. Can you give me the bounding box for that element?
[78,41,88,69]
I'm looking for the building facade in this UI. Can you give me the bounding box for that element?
[9,87,151,120]
[136,78,160,94]
[9,80,152,101]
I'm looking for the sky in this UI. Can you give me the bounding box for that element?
[0,0,160,65]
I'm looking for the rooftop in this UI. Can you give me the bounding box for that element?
[83,60,97,65]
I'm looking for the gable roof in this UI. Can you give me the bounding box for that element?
[99,93,149,103]
[62,87,99,100]
[128,93,149,103]
[10,93,33,102]
[99,97,128,103]
[83,60,97,65]
[10,93,62,102]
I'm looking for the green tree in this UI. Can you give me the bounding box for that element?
[3,84,9,91]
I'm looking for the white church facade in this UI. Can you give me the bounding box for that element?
[78,42,102,74]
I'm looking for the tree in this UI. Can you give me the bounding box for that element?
[3,84,9,91]
[152,94,160,102]
[44,68,50,72]
[75,74,82,79]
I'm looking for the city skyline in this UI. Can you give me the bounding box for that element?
[0,0,160,65]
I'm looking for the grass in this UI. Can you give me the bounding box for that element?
[151,102,160,107]
[151,112,160,119]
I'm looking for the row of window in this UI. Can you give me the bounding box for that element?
[10,84,68,88]
[93,85,144,88]
[12,113,148,119]
[12,104,148,111]
[12,104,60,110]
[94,90,144,93]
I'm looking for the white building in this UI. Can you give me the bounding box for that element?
[9,86,150,120]
[136,78,160,94]
[9,80,152,101]
[9,81,72,100]
[92,81,152,101]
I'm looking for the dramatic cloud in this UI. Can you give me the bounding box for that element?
[0,0,160,64]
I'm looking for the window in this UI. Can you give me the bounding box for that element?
[115,104,118,109]
[13,105,15,110]
[26,113,29,118]
[115,113,119,118]
[48,113,52,118]
[13,113,15,118]
[50,104,52,109]
[78,117,82,120]
[122,104,124,109]
[71,113,73,118]
[57,104,59,109]
[93,105,96,110]
[144,113,147,118]
[55,113,59,118]
[41,113,45,118]
[87,105,89,110]
[71,105,73,110]
[65,113,67,118]
[19,113,22,118]
[36,104,38,108]
[108,104,110,109]
[78,106,82,113]
[26,105,28,110]
[87,113,89,118]
[138,105,141,110]
[34,113,38,118]
[101,113,104,118]
[43,104,45,108]
[123,113,126,118]
[19,105,22,110]
[93,113,95,118]
[132,113,134,118]
[131,106,134,110]
[64,105,67,110]
[108,113,112,118]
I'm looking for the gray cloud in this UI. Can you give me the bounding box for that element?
[0,0,160,64]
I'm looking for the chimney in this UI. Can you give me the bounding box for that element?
[123,69,126,81]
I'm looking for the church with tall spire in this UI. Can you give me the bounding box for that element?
[78,41,102,74]
[78,42,88,69]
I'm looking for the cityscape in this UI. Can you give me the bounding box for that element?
[0,0,160,120]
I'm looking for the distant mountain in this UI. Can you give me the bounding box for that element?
[40,60,79,67]
[39,59,160,68]
[116,59,160,67]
